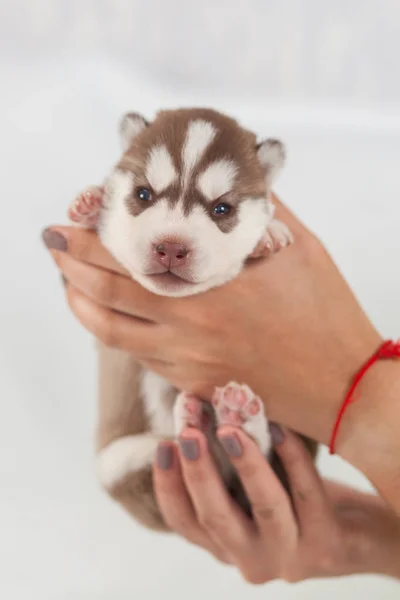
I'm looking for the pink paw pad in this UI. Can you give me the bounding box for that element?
[247,398,261,416]
[213,382,263,426]
[213,382,270,456]
[249,235,274,259]
[68,186,104,228]
[176,393,210,431]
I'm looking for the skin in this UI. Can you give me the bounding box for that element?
[154,427,400,582]
[42,193,400,578]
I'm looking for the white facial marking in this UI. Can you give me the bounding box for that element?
[197,159,238,201]
[97,434,161,489]
[145,144,178,194]
[101,168,272,298]
[103,168,134,208]
[181,119,217,189]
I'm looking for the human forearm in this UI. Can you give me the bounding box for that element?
[331,486,400,579]
[338,360,400,516]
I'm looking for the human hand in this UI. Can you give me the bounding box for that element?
[43,194,400,507]
[42,195,380,443]
[153,426,400,583]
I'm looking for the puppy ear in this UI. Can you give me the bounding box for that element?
[256,138,286,186]
[119,112,149,151]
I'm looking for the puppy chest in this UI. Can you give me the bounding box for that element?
[140,370,176,436]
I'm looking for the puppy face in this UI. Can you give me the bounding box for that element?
[100,108,285,297]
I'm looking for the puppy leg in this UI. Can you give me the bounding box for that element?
[174,391,212,433]
[96,343,168,531]
[68,185,104,229]
[250,219,294,258]
[213,382,272,457]
[97,432,167,530]
[174,391,237,488]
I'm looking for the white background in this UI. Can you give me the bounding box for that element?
[0,1,399,598]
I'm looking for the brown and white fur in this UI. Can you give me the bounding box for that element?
[69,108,316,530]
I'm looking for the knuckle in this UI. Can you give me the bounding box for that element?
[293,485,314,504]
[315,541,342,572]
[165,515,191,534]
[96,313,117,347]
[252,503,277,523]
[91,271,116,305]
[154,476,174,499]
[213,551,232,565]
[65,285,119,347]
[66,287,85,324]
[74,229,93,261]
[184,467,208,488]
[236,460,260,481]
[241,568,270,585]
[281,444,303,472]
[159,507,178,530]
[198,511,231,536]
[283,571,302,584]
[65,284,78,311]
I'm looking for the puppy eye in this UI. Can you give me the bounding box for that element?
[212,202,231,216]
[136,187,152,202]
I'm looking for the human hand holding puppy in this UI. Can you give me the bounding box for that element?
[42,107,400,581]
[153,426,400,582]
[43,192,400,580]
[44,192,400,514]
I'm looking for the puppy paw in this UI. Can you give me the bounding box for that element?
[267,219,294,250]
[68,185,104,229]
[213,382,271,456]
[174,391,211,435]
[250,219,294,258]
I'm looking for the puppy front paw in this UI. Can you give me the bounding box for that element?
[250,219,294,258]
[174,391,211,435]
[213,382,271,456]
[68,185,104,229]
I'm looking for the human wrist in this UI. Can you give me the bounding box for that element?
[338,359,400,511]
[250,326,383,449]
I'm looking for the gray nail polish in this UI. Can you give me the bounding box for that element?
[220,435,242,458]
[270,423,285,446]
[42,229,67,252]
[179,438,199,461]
[60,275,67,287]
[157,444,173,470]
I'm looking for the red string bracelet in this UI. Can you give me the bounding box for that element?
[329,339,400,455]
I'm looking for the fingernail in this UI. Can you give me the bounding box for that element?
[270,423,285,446]
[157,444,173,470]
[219,434,242,458]
[42,228,67,252]
[61,274,67,287]
[179,438,199,461]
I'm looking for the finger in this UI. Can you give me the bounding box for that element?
[52,250,168,322]
[217,427,297,547]
[177,429,256,556]
[153,443,231,564]
[272,427,334,533]
[65,284,165,359]
[42,226,128,275]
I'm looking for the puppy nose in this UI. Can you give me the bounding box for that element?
[154,241,190,268]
